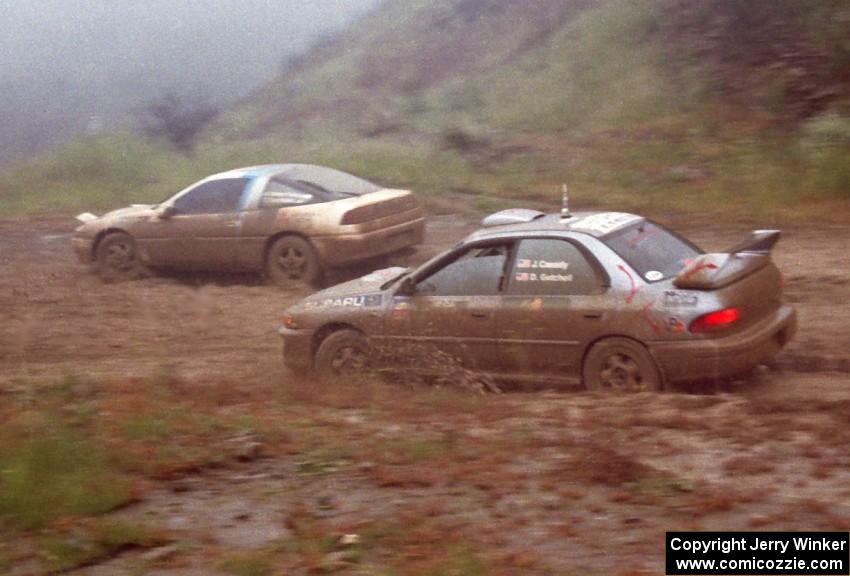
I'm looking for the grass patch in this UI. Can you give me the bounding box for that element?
[0,422,133,530]
[0,373,254,536]
[218,553,274,576]
[38,519,167,573]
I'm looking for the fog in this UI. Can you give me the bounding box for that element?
[0,0,381,163]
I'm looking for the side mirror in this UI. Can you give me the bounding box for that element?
[159,205,177,219]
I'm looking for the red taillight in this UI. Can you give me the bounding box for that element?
[689,307,740,333]
[341,205,375,225]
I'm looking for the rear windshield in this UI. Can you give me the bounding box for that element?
[279,166,381,196]
[603,221,702,282]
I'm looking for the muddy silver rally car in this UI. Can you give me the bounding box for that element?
[280,209,796,390]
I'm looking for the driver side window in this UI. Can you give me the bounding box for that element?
[416,243,511,296]
[173,178,248,215]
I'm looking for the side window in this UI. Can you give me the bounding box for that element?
[507,239,604,296]
[416,244,510,296]
[173,178,248,215]
[260,178,315,208]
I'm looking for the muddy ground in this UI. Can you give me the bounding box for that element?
[1,212,849,575]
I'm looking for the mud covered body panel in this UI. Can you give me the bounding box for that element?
[72,165,424,273]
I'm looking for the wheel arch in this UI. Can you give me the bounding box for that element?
[580,334,667,385]
[263,231,318,268]
[92,228,131,260]
[311,322,363,359]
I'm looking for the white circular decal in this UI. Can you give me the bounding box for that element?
[645,270,664,281]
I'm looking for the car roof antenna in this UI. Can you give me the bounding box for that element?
[560,183,572,220]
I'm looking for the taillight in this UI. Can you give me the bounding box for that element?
[689,307,740,333]
[341,205,376,225]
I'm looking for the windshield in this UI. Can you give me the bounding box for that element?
[603,221,702,282]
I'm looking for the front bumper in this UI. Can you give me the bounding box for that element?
[278,325,315,372]
[311,217,425,267]
[649,304,797,382]
[72,236,95,264]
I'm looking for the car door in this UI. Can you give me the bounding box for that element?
[236,177,320,269]
[139,177,249,269]
[384,242,512,374]
[495,237,610,378]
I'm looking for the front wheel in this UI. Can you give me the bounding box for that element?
[95,232,147,282]
[582,337,662,392]
[314,329,371,384]
[266,236,322,287]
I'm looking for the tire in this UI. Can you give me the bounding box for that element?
[582,337,662,392]
[95,232,147,282]
[314,329,370,383]
[266,236,322,286]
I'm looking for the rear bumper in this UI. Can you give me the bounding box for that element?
[72,236,95,264]
[278,326,315,372]
[311,217,425,267]
[649,305,797,382]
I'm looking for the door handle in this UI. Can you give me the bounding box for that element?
[224,222,240,228]
[470,311,489,319]
[583,312,603,319]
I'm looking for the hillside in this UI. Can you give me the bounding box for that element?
[2,0,848,218]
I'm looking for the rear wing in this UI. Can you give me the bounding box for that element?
[725,229,781,255]
[674,229,781,290]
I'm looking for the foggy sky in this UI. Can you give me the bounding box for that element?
[0,0,381,162]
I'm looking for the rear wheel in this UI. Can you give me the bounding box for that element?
[266,236,322,287]
[582,337,662,392]
[314,329,370,383]
[95,232,147,282]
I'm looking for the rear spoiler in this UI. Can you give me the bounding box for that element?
[725,229,781,255]
[674,229,781,290]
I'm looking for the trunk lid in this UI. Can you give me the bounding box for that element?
[674,230,784,333]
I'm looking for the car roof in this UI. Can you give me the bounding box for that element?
[467,210,646,241]
[204,164,335,181]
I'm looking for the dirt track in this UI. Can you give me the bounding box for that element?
[2,213,850,574]
[2,213,848,385]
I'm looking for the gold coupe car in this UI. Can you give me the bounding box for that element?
[73,164,424,284]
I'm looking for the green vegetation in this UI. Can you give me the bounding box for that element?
[1,0,848,220]
[0,422,132,530]
[218,553,274,576]
[39,520,166,572]
[0,373,240,530]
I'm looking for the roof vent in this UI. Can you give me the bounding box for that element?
[482,208,545,227]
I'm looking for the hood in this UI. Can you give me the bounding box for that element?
[101,204,157,221]
[314,266,407,298]
[295,267,407,311]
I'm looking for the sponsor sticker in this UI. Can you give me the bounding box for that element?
[305,294,382,310]
[664,290,699,307]
[571,212,641,235]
